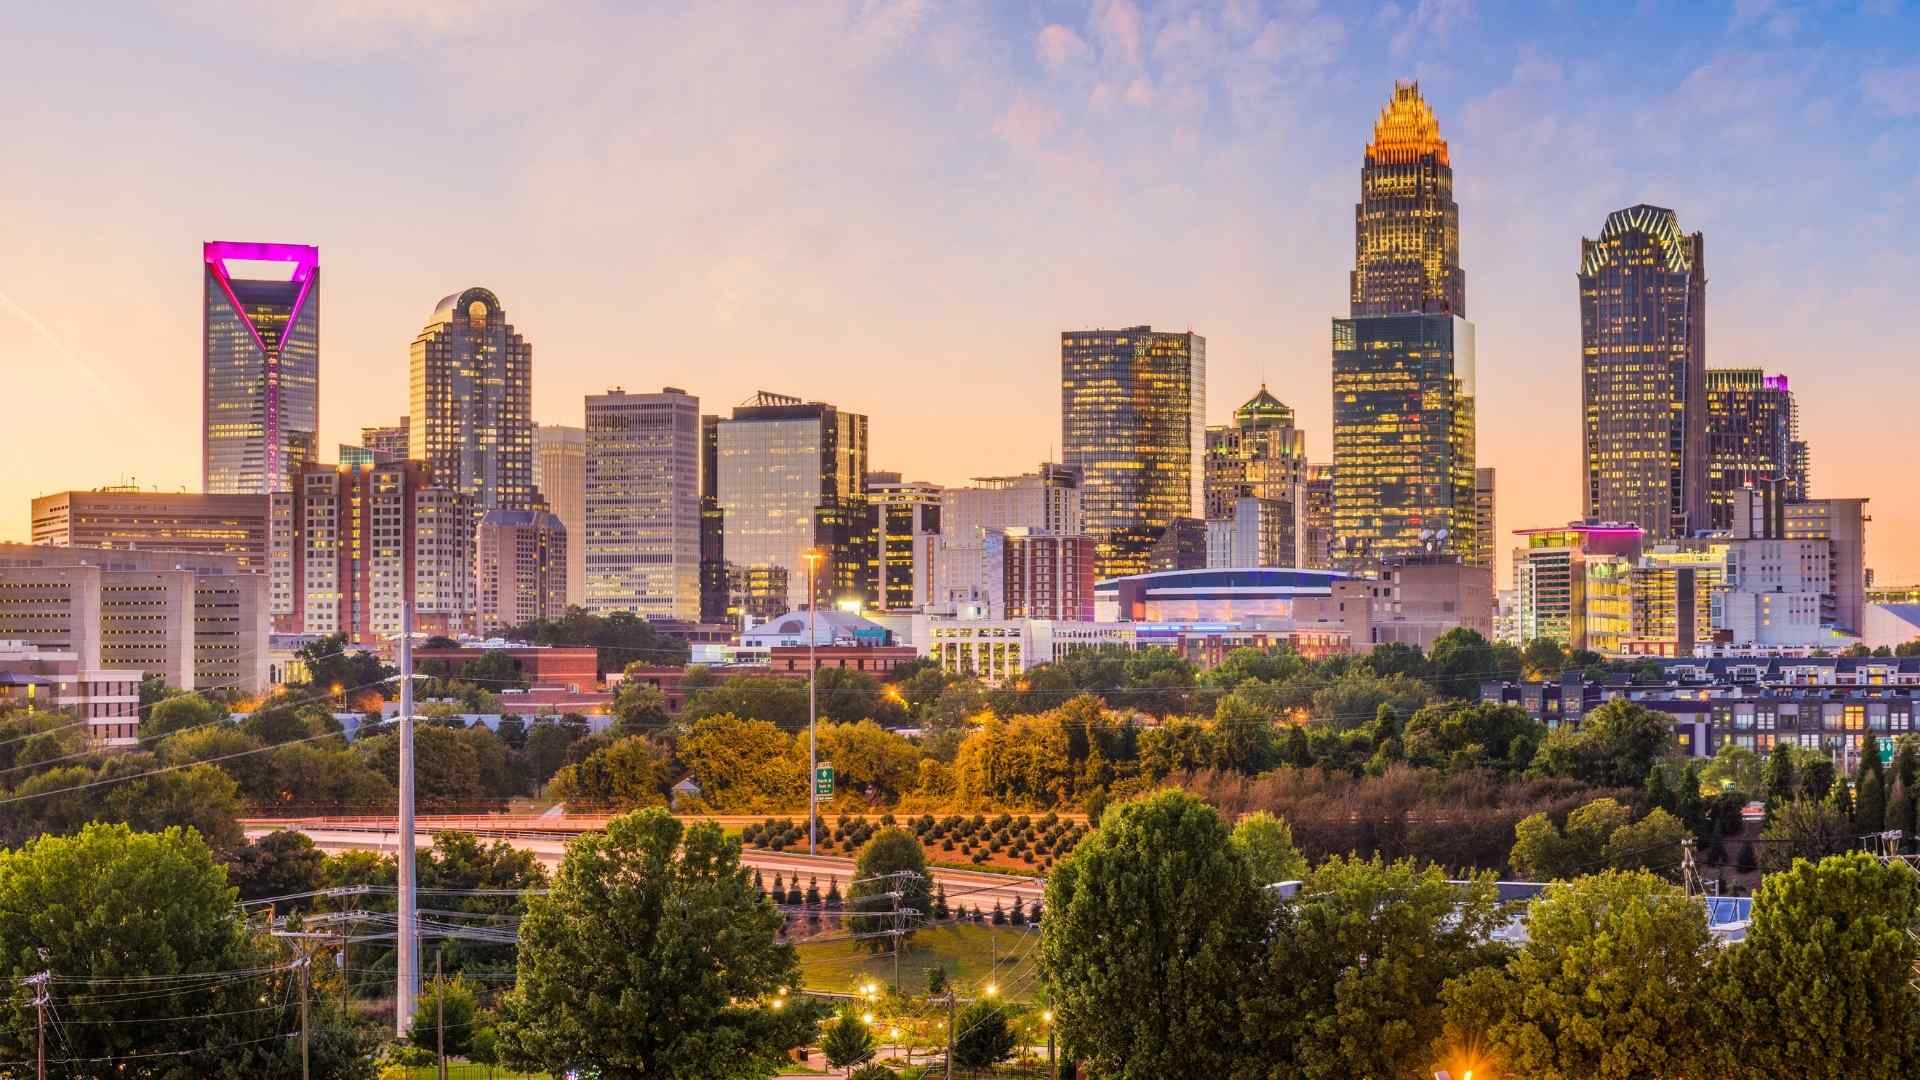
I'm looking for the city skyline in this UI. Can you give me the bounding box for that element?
[6,3,1920,583]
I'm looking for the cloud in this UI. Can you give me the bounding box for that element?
[1036,24,1090,69]
[1251,6,1346,64]
[1862,65,1920,117]
[1386,0,1474,59]
[161,0,539,54]
[992,98,1063,148]
[1094,0,1145,67]
[1124,76,1156,107]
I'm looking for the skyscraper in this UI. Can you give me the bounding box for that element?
[583,389,701,621]
[1473,467,1496,568]
[933,464,1082,615]
[1061,327,1205,579]
[409,287,535,514]
[202,242,319,494]
[1351,82,1464,318]
[1204,385,1308,567]
[707,391,871,613]
[1580,205,1707,538]
[534,424,587,607]
[1705,369,1808,530]
[476,508,569,630]
[1331,83,1475,570]
[867,473,942,612]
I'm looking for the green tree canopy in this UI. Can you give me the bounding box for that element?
[678,712,804,811]
[1441,870,1715,1079]
[1039,790,1269,1077]
[683,675,810,728]
[1230,810,1309,885]
[848,827,932,949]
[547,734,669,811]
[1507,797,1632,880]
[1403,700,1545,774]
[1528,699,1675,789]
[408,974,481,1057]
[821,1009,877,1072]
[497,809,815,1077]
[1712,852,1920,1077]
[1255,856,1506,1078]
[141,691,226,740]
[951,998,1018,1068]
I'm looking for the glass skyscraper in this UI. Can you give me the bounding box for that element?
[1579,205,1706,538]
[1204,386,1307,567]
[583,389,700,620]
[1705,369,1808,531]
[707,392,872,614]
[1331,84,1476,569]
[202,242,319,494]
[409,287,535,514]
[1061,326,1205,580]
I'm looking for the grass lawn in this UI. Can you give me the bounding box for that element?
[796,921,1041,998]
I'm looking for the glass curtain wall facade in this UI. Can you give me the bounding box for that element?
[710,392,871,613]
[1331,83,1476,571]
[202,242,319,495]
[1204,386,1307,567]
[534,424,588,607]
[1580,205,1707,538]
[1706,369,1807,530]
[409,287,535,515]
[584,390,700,620]
[1061,327,1205,580]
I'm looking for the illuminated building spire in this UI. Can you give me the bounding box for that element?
[1350,80,1464,318]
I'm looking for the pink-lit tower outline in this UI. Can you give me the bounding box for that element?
[202,241,319,493]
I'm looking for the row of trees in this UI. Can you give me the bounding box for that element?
[1041,790,1920,1079]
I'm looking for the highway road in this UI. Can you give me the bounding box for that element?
[246,821,1046,910]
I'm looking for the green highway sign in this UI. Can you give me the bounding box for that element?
[1880,738,1896,766]
[815,765,835,798]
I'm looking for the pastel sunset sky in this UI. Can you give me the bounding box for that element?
[3,1,1917,583]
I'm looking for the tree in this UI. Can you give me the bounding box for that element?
[547,735,669,811]
[1310,671,1433,731]
[821,1010,877,1073]
[523,717,585,787]
[1039,791,1269,1077]
[357,723,484,808]
[0,824,291,1069]
[1427,627,1497,698]
[1508,797,1632,880]
[1402,700,1545,774]
[1441,870,1715,1079]
[1230,810,1308,884]
[1602,807,1691,875]
[683,675,810,728]
[610,676,670,737]
[497,809,816,1077]
[294,632,394,694]
[849,827,932,949]
[1528,699,1674,789]
[1765,746,1798,807]
[419,830,547,979]
[678,712,805,811]
[1713,852,1920,1077]
[409,974,480,1057]
[223,829,328,904]
[1799,755,1837,802]
[1760,797,1855,872]
[952,999,1017,1068]
[1519,637,1568,680]
[142,691,226,740]
[1257,856,1505,1078]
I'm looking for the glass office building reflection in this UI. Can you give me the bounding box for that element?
[202,242,319,494]
[1061,327,1205,580]
[1579,205,1706,538]
[708,392,871,613]
[410,286,536,515]
[1331,84,1476,569]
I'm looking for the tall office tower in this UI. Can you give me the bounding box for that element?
[534,424,588,607]
[582,389,701,621]
[1473,468,1496,568]
[707,391,871,613]
[1580,205,1707,538]
[1332,84,1476,571]
[1302,464,1335,571]
[32,489,271,570]
[867,473,942,611]
[1351,81,1465,318]
[1204,386,1308,566]
[1511,523,1645,652]
[202,242,319,494]
[1705,370,1807,530]
[409,287,536,514]
[1061,327,1205,579]
[272,462,475,644]
[476,508,568,631]
[1004,530,1095,620]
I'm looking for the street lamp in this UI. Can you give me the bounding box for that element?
[804,548,825,855]
[1043,1009,1056,1074]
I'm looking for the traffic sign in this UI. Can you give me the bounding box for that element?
[815,765,835,798]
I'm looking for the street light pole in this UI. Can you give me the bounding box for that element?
[395,603,419,1037]
[806,549,821,855]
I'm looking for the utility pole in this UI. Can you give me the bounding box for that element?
[435,948,447,1080]
[297,949,311,1080]
[806,549,821,855]
[945,989,956,1080]
[396,602,419,1037]
[29,970,48,1080]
